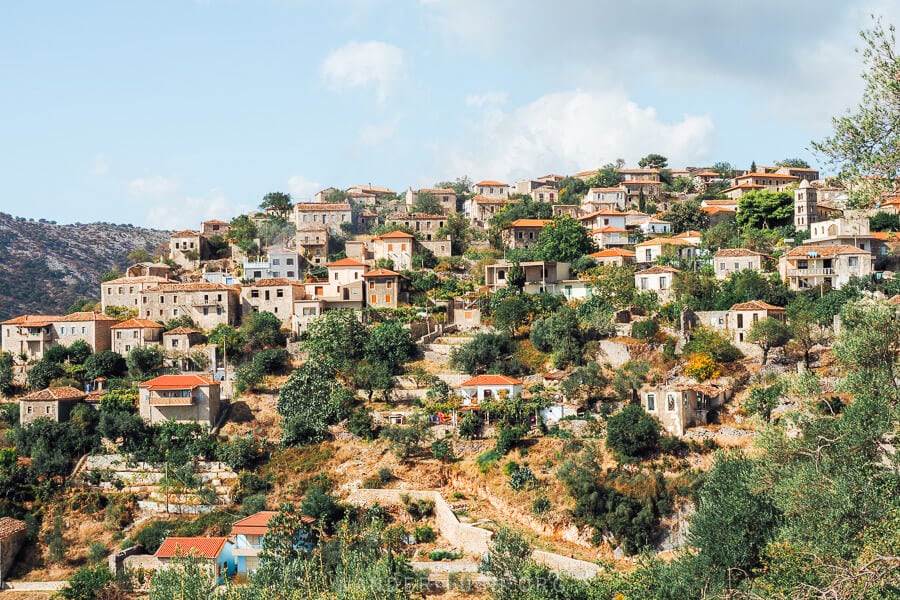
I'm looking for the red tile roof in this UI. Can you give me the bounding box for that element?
[231,511,317,535]
[20,386,86,401]
[326,257,366,267]
[508,219,552,228]
[637,265,681,275]
[1,314,62,326]
[460,374,523,387]
[784,244,871,257]
[701,206,737,215]
[736,172,799,180]
[589,248,636,258]
[163,326,201,335]
[634,237,695,247]
[475,180,508,187]
[729,301,785,312]
[147,283,238,292]
[104,275,171,285]
[111,318,165,330]
[171,230,200,237]
[61,312,118,322]
[155,537,228,559]
[590,226,628,234]
[374,231,415,239]
[243,278,305,287]
[139,374,217,391]
[363,268,400,277]
[295,203,351,211]
[714,248,765,258]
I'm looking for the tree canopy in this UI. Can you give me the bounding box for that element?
[736,190,794,229]
[638,153,668,169]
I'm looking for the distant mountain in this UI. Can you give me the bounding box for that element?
[0,213,170,321]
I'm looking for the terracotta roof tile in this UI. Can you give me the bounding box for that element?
[374,231,415,239]
[104,275,171,285]
[507,219,552,228]
[21,386,86,401]
[634,237,695,247]
[111,318,165,329]
[589,248,636,258]
[139,374,217,391]
[784,244,871,257]
[163,326,202,335]
[243,278,305,287]
[147,282,239,292]
[155,537,228,559]
[714,248,765,258]
[60,312,118,322]
[459,374,523,387]
[1,314,62,326]
[326,258,366,267]
[295,203,351,211]
[475,180,508,187]
[729,300,786,312]
[636,265,681,275]
[590,226,628,234]
[363,268,400,277]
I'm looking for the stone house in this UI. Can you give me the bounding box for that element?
[629,216,672,235]
[169,230,206,269]
[618,168,661,182]
[484,260,571,294]
[701,205,737,226]
[513,179,559,203]
[240,278,305,327]
[447,295,482,330]
[200,219,231,238]
[386,213,446,240]
[154,537,234,582]
[634,237,696,264]
[126,263,172,278]
[296,225,329,266]
[346,185,396,200]
[634,265,680,303]
[1,312,116,360]
[473,180,510,199]
[0,517,26,581]
[138,374,221,427]
[806,216,878,254]
[621,180,662,206]
[463,196,519,228]
[405,187,457,215]
[640,383,731,436]
[503,219,551,249]
[293,203,353,233]
[102,275,171,313]
[589,248,636,267]
[363,269,408,308]
[19,386,86,425]
[722,183,765,199]
[778,244,874,291]
[141,283,241,330]
[110,318,165,355]
[731,171,799,192]
[727,301,786,343]
[713,248,768,280]
[161,327,214,371]
[457,374,523,406]
[371,231,414,271]
[700,198,740,211]
[232,511,314,575]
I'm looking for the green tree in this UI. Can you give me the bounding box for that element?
[365,320,416,374]
[148,554,217,600]
[558,176,589,204]
[259,191,294,219]
[449,332,516,374]
[126,345,164,379]
[689,453,779,588]
[101,268,123,282]
[57,564,115,600]
[712,161,734,179]
[589,264,636,309]
[277,361,347,446]
[207,324,245,359]
[506,262,526,291]
[0,352,15,396]
[83,350,126,381]
[435,212,474,255]
[611,360,650,403]
[27,359,64,390]
[586,163,623,188]
[529,304,584,368]
[869,211,900,231]
[746,317,791,365]
[638,153,668,169]
[302,309,367,371]
[353,359,396,402]
[776,157,811,169]
[491,295,530,334]
[606,404,660,460]
[241,311,286,350]
[534,215,595,263]
[683,326,743,362]
[67,340,92,365]
[812,19,900,203]
[833,298,900,399]
[736,190,794,229]
[662,200,709,233]
[229,214,259,256]
[480,527,535,600]
[412,191,442,214]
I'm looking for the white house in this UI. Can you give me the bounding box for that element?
[457,375,523,406]
[634,265,680,303]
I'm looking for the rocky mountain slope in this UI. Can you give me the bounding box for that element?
[0,212,170,321]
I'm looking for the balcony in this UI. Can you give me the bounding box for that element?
[243,260,270,269]
[787,267,834,277]
[148,393,194,406]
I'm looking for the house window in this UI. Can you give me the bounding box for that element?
[26,406,33,414]
[276,289,284,298]
[733,262,739,271]
[172,339,179,348]
[60,327,66,334]
[848,256,859,268]
[388,244,394,251]
[217,294,222,301]
[369,281,375,289]
[116,331,122,339]
[46,406,53,414]
[272,259,280,266]
[498,270,505,280]
[647,394,655,411]
[386,281,393,289]
[385,294,391,303]
[645,249,652,261]
[667,394,676,411]
[753,313,759,324]
[371,295,377,303]
[286,258,294,265]
[719,262,725,271]
[251,290,260,298]
[737,313,744,328]
[287,271,295,278]
[659,277,667,289]
[640,277,648,290]
[133,331,139,338]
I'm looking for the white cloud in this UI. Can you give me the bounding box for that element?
[358,117,401,145]
[144,189,250,231]
[92,153,110,176]
[287,175,322,200]
[444,89,715,182]
[127,175,180,198]
[321,40,405,102]
[465,91,508,107]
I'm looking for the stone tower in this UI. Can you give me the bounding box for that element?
[794,179,818,231]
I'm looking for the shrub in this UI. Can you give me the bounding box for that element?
[660,435,688,456]
[458,411,482,439]
[347,407,378,440]
[631,319,660,341]
[431,439,455,462]
[429,550,462,561]
[414,525,437,543]
[508,464,538,491]
[685,352,719,382]
[402,495,435,521]
[476,449,501,473]
[683,327,742,362]
[377,467,393,484]
[495,423,526,455]
[606,404,660,460]
[532,496,551,515]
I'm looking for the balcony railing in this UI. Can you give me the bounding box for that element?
[787,267,834,276]
[149,394,195,406]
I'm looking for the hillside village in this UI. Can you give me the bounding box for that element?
[0,156,899,599]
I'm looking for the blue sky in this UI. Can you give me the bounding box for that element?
[1,0,897,230]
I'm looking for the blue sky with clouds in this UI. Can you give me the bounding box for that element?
[1,0,898,229]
